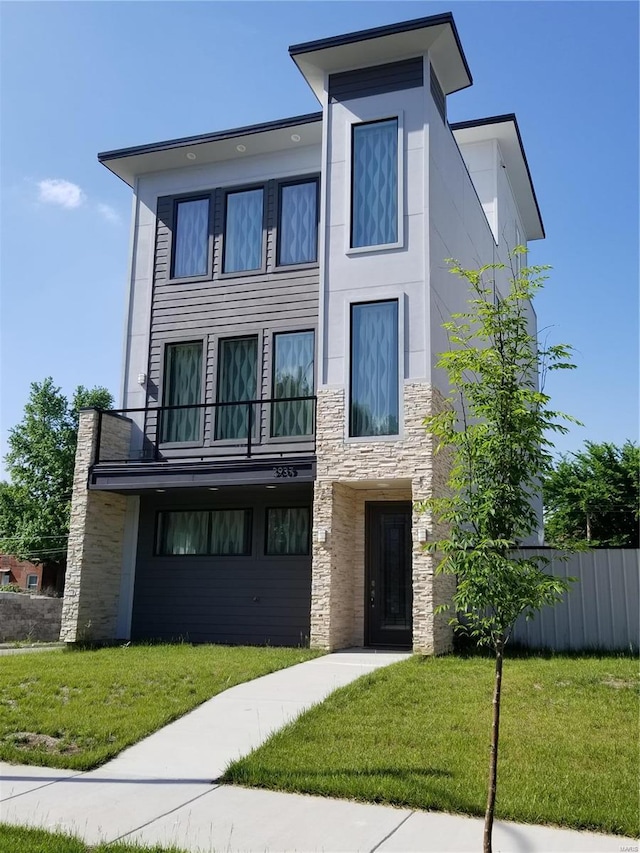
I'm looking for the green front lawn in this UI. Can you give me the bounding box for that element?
[225,654,639,837]
[0,644,320,770]
[0,824,185,853]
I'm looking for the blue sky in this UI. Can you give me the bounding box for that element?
[1,1,638,477]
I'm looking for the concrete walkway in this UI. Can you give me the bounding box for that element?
[0,650,633,852]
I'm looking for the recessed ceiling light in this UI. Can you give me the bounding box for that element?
[186,152,197,160]
[208,487,219,491]
[155,489,166,493]
[265,485,277,489]
[236,144,246,152]
[291,133,301,142]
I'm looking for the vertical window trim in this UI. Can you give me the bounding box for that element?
[274,176,320,269]
[220,184,267,277]
[158,338,206,448]
[168,194,213,283]
[346,113,404,255]
[347,297,403,441]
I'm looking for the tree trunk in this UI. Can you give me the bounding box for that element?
[483,637,504,853]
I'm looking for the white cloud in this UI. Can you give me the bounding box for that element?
[37,178,85,209]
[97,203,121,224]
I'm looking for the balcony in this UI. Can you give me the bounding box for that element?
[89,396,317,492]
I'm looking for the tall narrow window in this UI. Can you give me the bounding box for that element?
[350,301,399,437]
[266,507,310,556]
[156,511,209,556]
[172,198,209,278]
[278,180,318,265]
[161,342,203,443]
[271,331,314,438]
[351,119,398,248]
[223,188,264,273]
[216,337,258,440]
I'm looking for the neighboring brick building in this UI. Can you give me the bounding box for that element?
[0,555,42,592]
[61,13,544,652]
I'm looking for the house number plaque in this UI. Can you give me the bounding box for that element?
[273,466,298,478]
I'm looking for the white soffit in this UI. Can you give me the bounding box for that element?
[290,18,472,101]
[452,118,545,241]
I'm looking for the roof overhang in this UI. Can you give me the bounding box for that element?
[98,112,323,187]
[289,13,472,103]
[451,114,545,241]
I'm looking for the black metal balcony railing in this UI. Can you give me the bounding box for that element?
[94,396,317,464]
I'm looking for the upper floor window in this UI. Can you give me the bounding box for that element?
[223,188,264,273]
[172,198,210,278]
[271,331,314,437]
[277,180,318,266]
[351,119,398,248]
[26,574,38,591]
[350,300,399,437]
[161,341,203,444]
[215,336,259,440]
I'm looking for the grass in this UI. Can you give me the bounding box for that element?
[0,824,186,853]
[0,643,320,770]
[224,653,639,837]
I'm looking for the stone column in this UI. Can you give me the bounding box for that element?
[60,409,132,643]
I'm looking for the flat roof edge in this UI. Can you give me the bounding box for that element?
[98,111,324,163]
[289,12,472,86]
[451,114,545,240]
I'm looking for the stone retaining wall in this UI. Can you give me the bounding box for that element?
[0,592,62,642]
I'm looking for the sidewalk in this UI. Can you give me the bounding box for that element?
[0,650,634,852]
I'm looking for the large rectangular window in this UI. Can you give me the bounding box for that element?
[223,188,264,273]
[161,341,203,443]
[351,119,398,248]
[277,180,318,266]
[215,336,258,440]
[271,331,314,438]
[156,509,251,556]
[265,507,310,556]
[350,301,399,437]
[172,198,210,278]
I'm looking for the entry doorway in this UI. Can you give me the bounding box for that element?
[365,502,413,648]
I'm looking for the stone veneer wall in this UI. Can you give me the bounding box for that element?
[311,382,453,654]
[0,593,63,642]
[60,410,132,642]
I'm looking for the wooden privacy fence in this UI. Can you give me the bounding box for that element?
[511,548,639,652]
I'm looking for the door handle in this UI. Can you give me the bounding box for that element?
[370,579,375,607]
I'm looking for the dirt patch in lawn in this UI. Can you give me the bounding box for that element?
[7,732,81,754]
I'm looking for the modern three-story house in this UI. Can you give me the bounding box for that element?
[61,13,544,653]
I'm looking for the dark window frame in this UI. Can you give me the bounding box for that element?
[154,508,253,557]
[214,333,261,445]
[168,193,214,284]
[274,176,320,270]
[220,184,268,278]
[350,117,400,250]
[158,337,207,448]
[349,299,400,438]
[264,506,311,557]
[268,328,316,443]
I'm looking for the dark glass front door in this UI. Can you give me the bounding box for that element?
[365,502,413,648]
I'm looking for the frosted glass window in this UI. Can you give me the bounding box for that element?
[223,189,264,273]
[278,181,318,265]
[161,342,203,443]
[271,331,314,437]
[216,337,258,440]
[351,119,398,248]
[210,509,252,556]
[157,511,209,555]
[173,198,209,278]
[266,507,310,556]
[350,301,399,437]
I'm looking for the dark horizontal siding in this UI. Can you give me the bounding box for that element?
[131,487,313,647]
[329,57,423,102]
[430,65,446,122]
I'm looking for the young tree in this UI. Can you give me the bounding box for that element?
[423,254,576,853]
[0,378,113,591]
[544,441,639,546]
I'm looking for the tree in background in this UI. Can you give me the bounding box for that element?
[423,254,576,853]
[0,378,113,592]
[544,441,639,547]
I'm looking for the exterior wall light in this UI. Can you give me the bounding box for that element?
[137,373,147,386]
[416,528,428,543]
[315,528,328,543]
